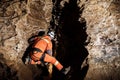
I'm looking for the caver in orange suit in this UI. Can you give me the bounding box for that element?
[29,35,63,71]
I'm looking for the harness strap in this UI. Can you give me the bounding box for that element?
[31,47,46,62]
[30,48,42,62]
[32,48,42,53]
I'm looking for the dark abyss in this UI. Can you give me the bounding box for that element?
[51,0,89,80]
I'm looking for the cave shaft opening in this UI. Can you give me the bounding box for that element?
[50,0,89,80]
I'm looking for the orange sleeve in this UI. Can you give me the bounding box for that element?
[46,41,52,56]
[46,41,52,51]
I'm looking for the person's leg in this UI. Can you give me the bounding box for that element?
[44,54,71,75]
[44,54,63,71]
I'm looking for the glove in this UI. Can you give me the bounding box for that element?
[61,66,71,75]
[25,56,31,64]
[30,60,41,64]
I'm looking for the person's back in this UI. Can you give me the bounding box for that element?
[32,35,52,53]
[26,30,71,76]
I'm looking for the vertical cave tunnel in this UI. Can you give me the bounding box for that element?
[0,0,120,80]
[51,0,89,80]
[2,0,90,80]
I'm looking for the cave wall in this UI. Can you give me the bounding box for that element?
[0,0,120,80]
[0,0,53,80]
[81,0,120,80]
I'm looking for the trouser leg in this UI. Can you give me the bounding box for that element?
[44,54,63,71]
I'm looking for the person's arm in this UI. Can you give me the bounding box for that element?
[45,38,53,56]
[29,60,41,64]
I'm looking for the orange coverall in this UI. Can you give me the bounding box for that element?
[29,35,63,71]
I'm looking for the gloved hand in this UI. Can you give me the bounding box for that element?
[25,56,31,64]
[25,56,41,65]
[61,66,71,75]
[30,60,41,64]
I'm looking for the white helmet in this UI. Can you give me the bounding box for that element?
[48,31,55,39]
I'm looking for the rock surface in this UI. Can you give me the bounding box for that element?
[0,0,120,80]
[81,0,120,80]
[0,0,52,80]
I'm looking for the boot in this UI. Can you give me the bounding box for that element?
[61,66,71,75]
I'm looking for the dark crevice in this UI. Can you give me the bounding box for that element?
[50,0,89,80]
[0,53,18,80]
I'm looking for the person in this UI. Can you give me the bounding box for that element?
[26,30,70,75]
